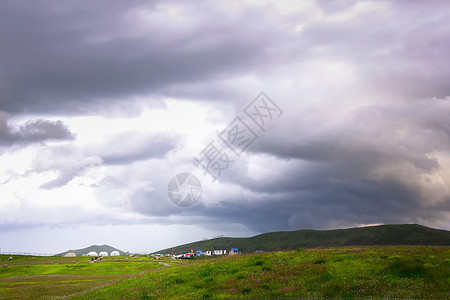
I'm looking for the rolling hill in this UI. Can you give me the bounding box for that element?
[55,244,126,257]
[156,224,450,254]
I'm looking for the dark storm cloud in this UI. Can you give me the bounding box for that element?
[0,111,74,146]
[128,97,450,232]
[3,0,449,115]
[129,185,291,232]
[250,98,450,164]
[0,0,276,114]
[229,98,450,229]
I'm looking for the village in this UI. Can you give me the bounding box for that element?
[62,250,121,258]
[60,248,242,260]
[171,248,240,259]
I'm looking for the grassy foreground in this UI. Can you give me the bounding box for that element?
[1,246,449,299]
[76,246,449,299]
[0,254,176,299]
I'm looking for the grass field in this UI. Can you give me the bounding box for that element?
[1,246,449,299]
[0,254,176,299]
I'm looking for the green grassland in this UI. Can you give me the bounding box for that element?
[74,246,450,299]
[157,224,450,254]
[1,246,449,299]
[0,254,177,299]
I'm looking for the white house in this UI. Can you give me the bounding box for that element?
[110,251,120,256]
[213,250,226,255]
[99,251,109,257]
[87,251,98,256]
[204,250,212,256]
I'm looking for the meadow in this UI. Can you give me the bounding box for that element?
[0,254,176,299]
[1,246,449,299]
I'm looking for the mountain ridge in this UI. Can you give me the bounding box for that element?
[155,224,450,254]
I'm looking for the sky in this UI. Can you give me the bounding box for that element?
[1,0,450,254]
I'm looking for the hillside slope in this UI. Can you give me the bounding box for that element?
[156,224,450,254]
[56,244,126,257]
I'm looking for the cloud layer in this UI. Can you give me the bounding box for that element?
[1,0,450,252]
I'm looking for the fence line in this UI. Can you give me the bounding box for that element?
[0,252,54,256]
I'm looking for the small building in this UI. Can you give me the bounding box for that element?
[196,250,203,256]
[63,252,76,257]
[110,251,120,256]
[229,248,239,256]
[99,251,109,257]
[204,250,212,256]
[87,251,98,257]
[213,249,226,255]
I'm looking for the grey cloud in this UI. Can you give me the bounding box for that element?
[33,145,101,189]
[2,0,450,116]
[85,132,177,165]
[145,173,448,233]
[0,0,276,114]
[128,186,290,233]
[0,111,74,146]
[315,0,355,13]
[301,1,450,100]
[250,98,450,167]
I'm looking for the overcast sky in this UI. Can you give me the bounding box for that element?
[1,0,450,254]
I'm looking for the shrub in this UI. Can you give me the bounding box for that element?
[314,258,326,265]
[254,260,264,266]
[387,258,425,278]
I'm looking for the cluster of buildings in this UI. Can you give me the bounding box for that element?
[62,250,120,257]
[61,248,244,259]
[174,248,239,259]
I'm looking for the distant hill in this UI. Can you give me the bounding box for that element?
[56,244,126,257]
[156,224,450,254]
